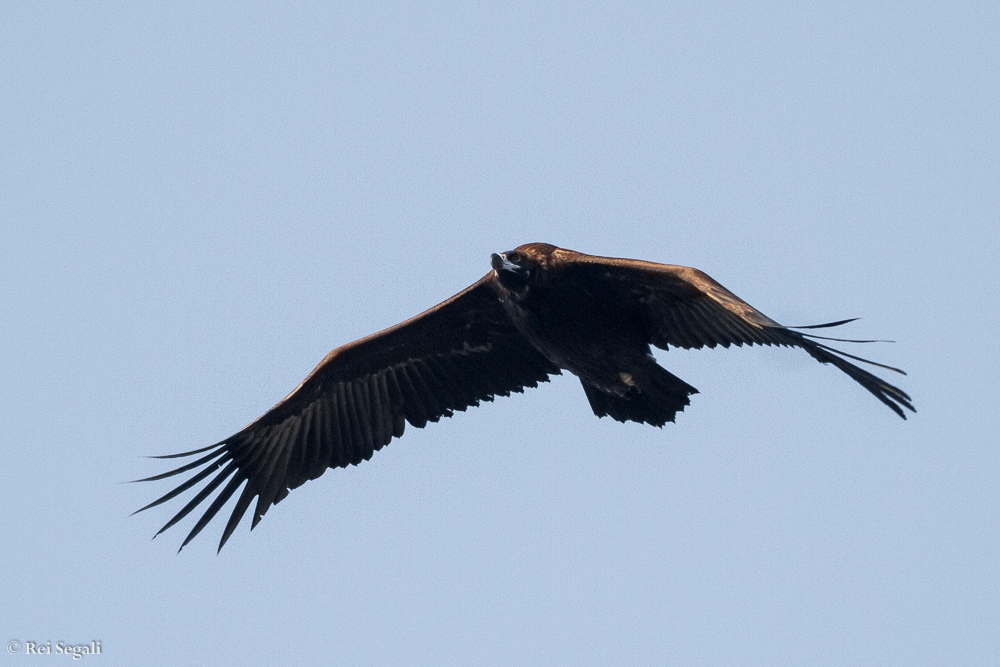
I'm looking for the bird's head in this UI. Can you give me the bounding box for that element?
[490,243,557,299]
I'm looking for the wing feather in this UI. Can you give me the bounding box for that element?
[370,374,390,449]
[395,365,429,428]
[356,380,375,454]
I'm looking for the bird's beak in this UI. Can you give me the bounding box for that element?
[490,253,525,276]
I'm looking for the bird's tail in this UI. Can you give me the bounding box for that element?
[581,364,699,428]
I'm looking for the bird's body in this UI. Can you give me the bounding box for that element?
[137,243,914,551]
[493,253,646,391]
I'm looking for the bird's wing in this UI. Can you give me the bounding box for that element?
[554,250,914,419]
[135,273,559,552]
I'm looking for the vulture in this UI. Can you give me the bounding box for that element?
[136,243,914,551]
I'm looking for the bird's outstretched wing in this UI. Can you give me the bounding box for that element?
[135,274,559,552]
[552,250,915,419]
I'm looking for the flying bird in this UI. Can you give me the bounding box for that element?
[136,243,914,551]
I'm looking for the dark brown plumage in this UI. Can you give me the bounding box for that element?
[136,243,914,551]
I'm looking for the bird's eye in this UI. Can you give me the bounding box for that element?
[507,251,522,263]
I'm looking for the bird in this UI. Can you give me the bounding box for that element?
[135,243,914,552]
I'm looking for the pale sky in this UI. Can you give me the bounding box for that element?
[3,3,998,665]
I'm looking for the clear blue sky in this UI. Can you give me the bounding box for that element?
[2,3,997,665]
